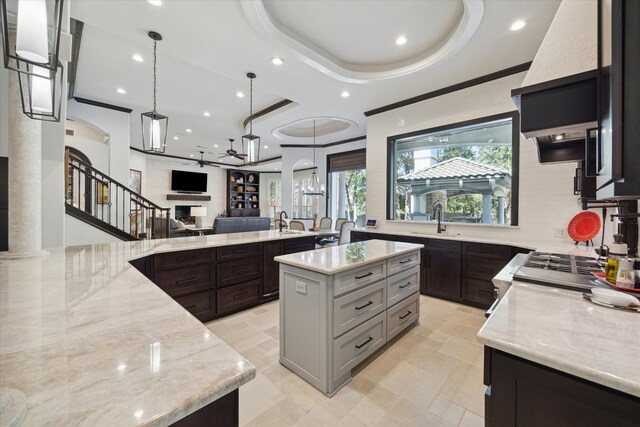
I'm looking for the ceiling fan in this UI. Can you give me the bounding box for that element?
[184,151,220,168]
[218,139,246,161]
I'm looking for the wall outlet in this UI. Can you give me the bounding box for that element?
[553,228,567,238]
[295,281,307,294]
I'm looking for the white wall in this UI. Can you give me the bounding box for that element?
[144,156,226,227]
[365,72,597,245]
[65,214,121,246]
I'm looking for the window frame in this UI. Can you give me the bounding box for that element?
[326,148,367,218]
[386,111,520,226]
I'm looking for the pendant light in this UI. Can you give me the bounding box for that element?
[302,120,325,197]
[1,0,65,121]
[141,31,168,153]
[243,72,260,165]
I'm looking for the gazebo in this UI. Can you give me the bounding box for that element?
[397,157,511,224]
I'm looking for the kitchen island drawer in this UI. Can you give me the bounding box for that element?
[217,279,261,315]
[155,263,213,297]
[333,312,386,381]
[334,261,386,297]
[462,277,496,308]
[217,258,261,288]
[462,256,508,280]
[175,290,216,322]
[387,250,420,276]
[217,243,261,262]
[333,280,386,337]
[387,266,420,307]
[387,293,419,341]
[155,248,213,271]
[462,242,511,260]
[284,237,316,254]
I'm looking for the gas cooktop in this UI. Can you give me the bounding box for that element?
[513,252,608,292]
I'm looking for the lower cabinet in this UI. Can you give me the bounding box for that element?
[175,290,216,322]
[425,249,461,300]
[485,348,640,427]
[217,279,261,316]
[263,241,284,297]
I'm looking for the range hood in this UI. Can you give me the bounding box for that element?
[511,70,597,164]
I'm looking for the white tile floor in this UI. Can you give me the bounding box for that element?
[206,295,487,426]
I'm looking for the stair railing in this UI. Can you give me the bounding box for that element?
[65,151,170,239]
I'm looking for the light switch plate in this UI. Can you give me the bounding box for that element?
[295,281,307,294]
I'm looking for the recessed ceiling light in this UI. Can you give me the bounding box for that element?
[271,57,284,65]
[510,20,526,31]
[274,167,279,170]
[304,162,309,165]
[341,90,350,98]
[236,91,244,98]
[116,88,126,94]
[173,136,179,140]
[395,36,408,46]
[132,54,144,62]
[189,154,194,157]
[147,0,162,6]
[213,144,219,147]
[264,145,269,149]
[203,111,210,117]
[555,134,564,141]
[186,128,192,133]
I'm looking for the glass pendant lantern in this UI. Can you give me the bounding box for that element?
[141,31,168,153]
[303,120,326,197]
[243,72,260,165]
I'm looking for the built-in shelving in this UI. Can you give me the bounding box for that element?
[227,170,260,217]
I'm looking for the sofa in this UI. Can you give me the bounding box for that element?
[212,217,271,234]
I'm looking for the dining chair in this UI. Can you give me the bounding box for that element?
[274,219,288,230]
[334,217,347,231]
[319,217,332,229]
[320,221,355,247]
[289,220,306,231]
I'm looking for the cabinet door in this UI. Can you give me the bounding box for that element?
[425,250,461,300]
[263,241,284,296]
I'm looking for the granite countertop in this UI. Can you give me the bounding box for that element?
[0,230,317,426]
[477,282,640,398]
[274,239,423,274]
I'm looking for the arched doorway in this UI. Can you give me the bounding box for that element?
[65,146,93,214]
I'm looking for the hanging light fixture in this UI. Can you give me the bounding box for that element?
[243,72,260,165]
[141,31,168,153]
[1,0,65,121]
[302,120,325,197]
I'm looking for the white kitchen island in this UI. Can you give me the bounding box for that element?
[275,239,423,396]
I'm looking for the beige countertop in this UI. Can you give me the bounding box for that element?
[477,282,640,398]
[274,239,424,274]
[0,231,315,426]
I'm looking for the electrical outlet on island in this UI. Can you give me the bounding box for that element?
[553,228,567,238]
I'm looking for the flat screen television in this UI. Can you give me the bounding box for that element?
[171,170,207,193]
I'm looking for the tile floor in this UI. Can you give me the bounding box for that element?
[206,295,487,427]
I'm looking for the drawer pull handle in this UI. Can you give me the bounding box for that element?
[234,248,250,253]
[355,300,373,310]
[233,291,249,299]
[233,268,250,274]
[355,272,373,280]
[399,282,412,289]
[185,305,197,310]
[176,277,198,285]
[355,336,373,349]
[399,310,412,320]
[399,259,412,264]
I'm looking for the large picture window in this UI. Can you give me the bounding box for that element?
[387,112,519,226]
[327,149,367,227]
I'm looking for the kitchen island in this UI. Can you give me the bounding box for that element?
[0,230,316,426]
[478,282,640,426]
[275,239,423,395]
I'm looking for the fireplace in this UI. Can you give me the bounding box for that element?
[175,205,197,224]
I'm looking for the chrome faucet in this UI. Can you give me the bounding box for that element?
[279,211,289,232]
[435,207,447,234]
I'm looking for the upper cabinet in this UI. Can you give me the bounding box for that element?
[595,0,640,200]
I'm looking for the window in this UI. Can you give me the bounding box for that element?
[327,149,367,227]
[387,112,519,226]
[266,177,281,218]
[293,176,314,219]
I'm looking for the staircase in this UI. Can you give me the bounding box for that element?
[65,150,170,241]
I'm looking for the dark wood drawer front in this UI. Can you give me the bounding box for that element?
[462,277,495,308]
[155,249,213,271]
[217,258,261,288]
[217,279,261,315]
[396,236,427,246]
[463,256,508,280]
[350,231,371,242]
[175,290,216,322]
[425,239,461,252]
[463,242,511,260]
[155,264,213,297]
[217,243,261,262]
[284,237,315,254]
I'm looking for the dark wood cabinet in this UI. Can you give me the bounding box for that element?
[155,263,214,297]
[284,236,315,254]
[217,258,262,288]
[175,290,216,322]
[155,248,214,271]
[227,170,260,217]
[130,255,153,280]
[263,241,284,297]
[217,243,261,262]
[170,389,238,427]
[425,249,461,300]
[217,279,261,315]
[485,347,640,427]
[461,243,510,309]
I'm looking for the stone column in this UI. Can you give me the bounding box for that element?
[497,196,505,225]
[0,73,48,258]
[482,193,492,224]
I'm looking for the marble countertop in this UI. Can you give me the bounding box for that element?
[0,230,318,426]
[477,282,640,398]
[274,239,423,274]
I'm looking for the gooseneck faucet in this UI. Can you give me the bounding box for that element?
[435,207,447,234]
[279,211,289,232]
